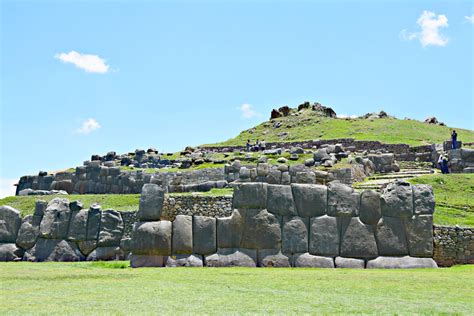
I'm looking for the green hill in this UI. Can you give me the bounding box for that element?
[208,107,474,147]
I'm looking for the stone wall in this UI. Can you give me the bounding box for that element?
[130,181,438,268]
[433,226,474,267]
[200,139,435,162]
[0,200,134,262]
[447,148,474,173]
[162,195,233,221]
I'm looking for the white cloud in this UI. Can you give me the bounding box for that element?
[55,50,110,73]
[401,11,449,47]
[76,118,101,134]
[0,178,17,198]
[239,103,259,119]
[338,114,358,119]
[465,14,474,24]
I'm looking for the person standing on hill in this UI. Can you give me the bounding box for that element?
[246,139,251,152]
[451,130,458,149]
[260,139,266,151]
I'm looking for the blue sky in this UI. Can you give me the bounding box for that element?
[1,0,473,196]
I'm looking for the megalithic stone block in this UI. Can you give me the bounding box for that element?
[412,185,435,215]
[327,182,359,217]
[258,249,291,267]
[405,215,434,257]
[205,248,257,267]
[335,257,365,269]
[16,215,40,250]
[98,210,124,247]
[241,209,281,250]
[375,217,408,256]
[340,217,378,258]
[86,204,102,241]
[359,190,381,225]
[0,206,22,243]
[232,183,267,209]
[165,254,203,267]
[291,184,327,217]
[131,221,172,256]
[282,216,308,254]
[172,215,193,254]
[381,180,413,218]
[309,215,339,256]
[367,256,438,269]
[39,198,71,239]
[217,210,244,249]
[293,253,334,268]
[266,185,297,216]
[193,216,217,255]
[137,184,165,221]
[68,209,89,242]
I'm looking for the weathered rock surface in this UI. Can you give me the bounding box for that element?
[335,257,365,268]
[0,206,22,243]
[340,218,378,258]
[67,209,89,241]
[98,210,124,247]
[327,182,359,217]
[0,243,24,261]
[266,185,297,216]
[131,221,172,256]
[15,215,41,250]
[375,217,408,256]
[359,190,381,225]
[172,215,193,254]
[258,249,291,267]
[39,198,71,239]
[130,254,167,268]
[165,254,203,267]
[193,216,216,255]
[293,253,334,268]
[291,184,327,217]
[412,185,435,215]
[367,256,438,269]
[86,205,101,241]
[77,240,97,256]
[137,184,165,221]
[241,209,281,250]
[309,215,339,256]
[26,238,84,262]
[381,181,413,218]
[205,248,257,267]
[87,246,121,261]
[233,183,267,209]
[282,216,308,254]
[405,215,433,257]
[217,210,244,249]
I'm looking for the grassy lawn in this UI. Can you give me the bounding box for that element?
[207,110,474,147]
[409,174,474,227]
[0,262,472,314]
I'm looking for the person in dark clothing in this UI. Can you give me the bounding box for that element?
[246,140,251,152]
[451,130,458,149]
[442,155,449,174]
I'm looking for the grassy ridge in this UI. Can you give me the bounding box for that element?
[0,262,473,314]
[207,110,474,147]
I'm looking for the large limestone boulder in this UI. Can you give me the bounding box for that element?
[313,148,331,162]
[205,248,257,267]
[340,218,378,258]
[39,198,71,239]
[405,215,433,257]
[137,184,165,221]
[375,217,408,256]
[335,257,365,269]
[266,185,297,216]
[282,216,308,254]
[309,215,339,256]
[26,238,84,262]
[172,215,193,254]
[327,182,359,217]
[359,190,381,225]
[241,209,281,250]
[412,185,435,215]
[217,210,244,249]
[258,249,291,267]
[0,206,22,242]
[0,243,24,261]
[77,240,97,256]
[86,205,101,240]
[131,255,167,268]
[293,253,334,268]
[131,221,172,256]
[233,183,267,209]
[291,184,327,217]
[16,215,41,250]
[461,148,474,162]
[86,246,121,261]
[98,210,124,247]
[165,254,203,267]
[367,256,438,269]
[381,181,413,218]
[193,216,216,255]
[68,209,89,241]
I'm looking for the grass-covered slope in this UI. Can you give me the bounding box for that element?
[208,109,474,147]
[1,262,473,314]
[409,174,474,227]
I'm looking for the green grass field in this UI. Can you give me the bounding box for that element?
[0,262,472,314]
[409,174,474,227]
[207,109,474,147]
